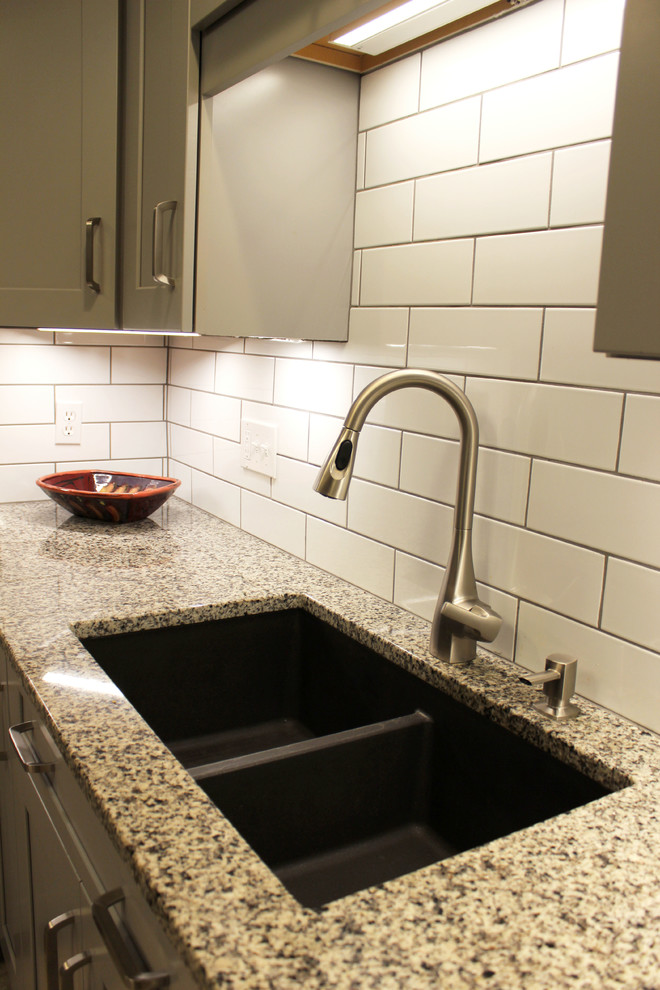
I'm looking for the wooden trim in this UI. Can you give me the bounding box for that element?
[294,0,522,74]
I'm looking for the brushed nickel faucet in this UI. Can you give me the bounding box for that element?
[314,369,501,664]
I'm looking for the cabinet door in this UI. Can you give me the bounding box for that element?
[0,0,119,330]
[196,56,357,339]
[121,0,199,333]
[594,0,660,358]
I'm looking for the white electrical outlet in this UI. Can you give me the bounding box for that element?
[241,419,277,478]
[55,402,83,444]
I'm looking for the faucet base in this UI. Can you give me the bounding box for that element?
[429,627,477,665]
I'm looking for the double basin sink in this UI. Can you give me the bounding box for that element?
[80,608,611,909]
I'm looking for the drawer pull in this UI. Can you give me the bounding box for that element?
[60,951,91,990]
[8,721,55,774]
[85,216,101,293]
[92,888,170,988]
[46,911,75,990]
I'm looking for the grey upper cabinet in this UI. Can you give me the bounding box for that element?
[0,0,198,333]
[594,0,660,359]
[0,0,120,329]
[121,0,199,333]
[195,56,358,340]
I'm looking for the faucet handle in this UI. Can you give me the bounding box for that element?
[519,653,582,720]
[441,599,502,643]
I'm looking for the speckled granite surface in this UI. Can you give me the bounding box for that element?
[1,499,659,990]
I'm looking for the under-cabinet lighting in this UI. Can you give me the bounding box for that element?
[332,0,522,54]
[38,327,200,337]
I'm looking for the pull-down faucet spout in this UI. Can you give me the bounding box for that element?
[314,369,501,664]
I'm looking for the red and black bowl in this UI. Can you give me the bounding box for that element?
[36,470,181,524]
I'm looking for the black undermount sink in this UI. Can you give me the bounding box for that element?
[80,608,612,909]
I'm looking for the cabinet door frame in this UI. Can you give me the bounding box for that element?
[121,0,200,333]
[0,0,119,330]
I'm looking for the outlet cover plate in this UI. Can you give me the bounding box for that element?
[241,419,277,478]
[55,401,83,444]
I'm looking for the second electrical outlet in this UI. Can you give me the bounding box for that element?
[241,419,277,478]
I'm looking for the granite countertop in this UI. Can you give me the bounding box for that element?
[1,498,659,990]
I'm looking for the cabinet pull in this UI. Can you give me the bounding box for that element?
[45,911,75,990]
[8,721,55,774]
[92,888,170,988]
[60,951,91,990]
[152,200,176,288]
[85,217,101,293]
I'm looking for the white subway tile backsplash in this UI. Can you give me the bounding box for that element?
[0,345,110,385]
[0,463,53,502]
[356,132,366,191]
[56,384,164,423]
[353,366,463,439]
[191,391,241,441]
[241,490,306,558]
[0,328,50,344]
[215,353,274,403]
[169,348,215,392]
[245,338,312,359]
[420,0,563,109]
[272,456,347,526]
[467,378,622,469]
[307,517,395,601]
[408,307,543,380]
[473,227,604,306]
[480,53,619,163]
[348,478,454,566]
[602,558,660,655]
[169,459,192,502]
[354,183,414,248]
[550,141,611,227]
[414,154,552,240]
[400,434,530,525]
[111,347,167,384]
[561,0,626,66]
[167,386,192,427]
[516,602,660,733]
[213,437,270,496]
[540,309,660,393]
[618,395,660,483]
[169,424,213,474]
[191,469,240,527]
[0,386,53,425]
[274,359,353,417]
[361,240,474,307]
[528,461,660,570]
[359,54,420,131]
[353,424,402,488]
[0,423,110,465]
[314,308,408,368]
[242,401,309,461]
[110,421,166,460]
[364,98,480,188]
[473,515,605,625]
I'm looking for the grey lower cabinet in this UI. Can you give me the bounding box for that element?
[0,0,120,330]
[0,0,197,333]
[0,649,197,990]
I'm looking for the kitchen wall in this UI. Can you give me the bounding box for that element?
[168,0,660,733]
[0,329,168,495]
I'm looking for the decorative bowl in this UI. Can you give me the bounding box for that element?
[36,470,181,524]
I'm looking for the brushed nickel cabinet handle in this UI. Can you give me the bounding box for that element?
[92,888,170,988]
[152,200,176,287]
[45,911,75,990]
[85,217,101,293]
[8,721,55,774]
[60,951,91,990]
